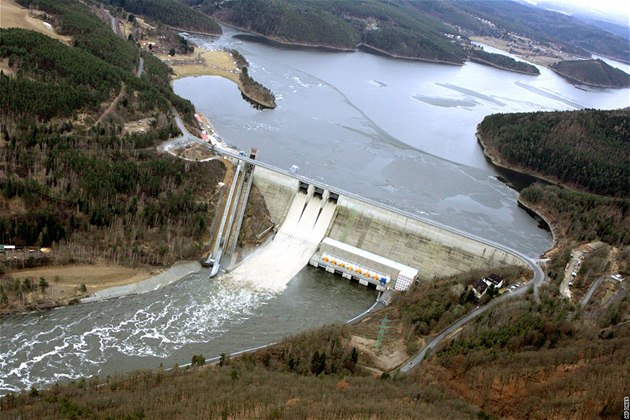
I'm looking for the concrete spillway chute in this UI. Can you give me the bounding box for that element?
[223,189,337,293]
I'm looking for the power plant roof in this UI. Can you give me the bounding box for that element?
[321,237,418,278]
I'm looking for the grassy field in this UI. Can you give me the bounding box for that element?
[159,50,240,83]
[0,0,71,44]
[1,264,159,314]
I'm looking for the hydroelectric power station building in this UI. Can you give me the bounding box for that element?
[310,238,418,291]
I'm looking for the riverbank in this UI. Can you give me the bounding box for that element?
[82,261,201,302]
[476,129,566,190]
[1,264,161,315]
[357,43,464,66]
[549,66,630,89]
[159,49,276,109]
[0,261,204,315]
[226,25,356,52]
[476,130,560,256]
[468,56,539,75]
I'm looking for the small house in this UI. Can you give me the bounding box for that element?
[484,273,504,288]
[473,278,489,299]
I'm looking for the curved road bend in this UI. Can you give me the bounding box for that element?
[399,282,534,374]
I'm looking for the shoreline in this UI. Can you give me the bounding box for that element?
[467,57,539,76]
[357,43,464,66]
[166,25,221,37]
[1,263,161,316]
[517,197,563,259]
[220,20,356,52]
[476,129,571,190]
[219,21,464,66]
[476,130,559,256]
[82,261,201,303]
[164,49,276,109]
[0,261,202,316]
[548,67,630,89]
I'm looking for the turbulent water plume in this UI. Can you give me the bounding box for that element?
[226,192,336,293]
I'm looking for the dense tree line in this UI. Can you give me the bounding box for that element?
[468,48,540,75]
[479,109,630,197]
[211,0,466,63]
[362,23,464,63]
[225,48,248,68]
[213,0,359,48]
[239,67,276,109]
[521,184,630,246]
[0,0,221,264]
[0,72,95,121]
[204,0,628,65]
[1,29,123,120]
[1,123,225,262]
[551,59,630,88]
[103,0,221,34]
[13,0,194,121]
[17,0,139,72]
[331,0,466,63]
[0,28,177,123]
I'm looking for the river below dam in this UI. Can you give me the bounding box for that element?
[2,26,629,395]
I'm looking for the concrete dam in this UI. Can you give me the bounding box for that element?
[241,165,529,292]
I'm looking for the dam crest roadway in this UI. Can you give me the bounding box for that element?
[172,115,545,298]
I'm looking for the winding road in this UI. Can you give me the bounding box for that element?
[399,282,534,373]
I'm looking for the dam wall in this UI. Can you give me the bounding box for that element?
[252,166,299,226]
[251,166,528,283]
[328,196,526,280]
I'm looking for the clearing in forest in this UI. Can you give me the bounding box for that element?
[0,0,72,44]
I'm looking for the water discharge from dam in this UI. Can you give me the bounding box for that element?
[226,192,336,293]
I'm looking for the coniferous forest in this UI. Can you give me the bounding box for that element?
[479,109,630,197]
[468,48,540,75]
[202,0,629,66]
[550,59,630,88]
[0,0,224,266]
[479,109,630,246]
[102,0,222,34]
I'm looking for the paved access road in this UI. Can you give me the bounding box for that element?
[399,278,538,374]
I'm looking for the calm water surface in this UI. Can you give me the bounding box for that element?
[176,28,628,257]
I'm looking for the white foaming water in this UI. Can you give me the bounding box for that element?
[0,278,267,394]
[226,192,336,293]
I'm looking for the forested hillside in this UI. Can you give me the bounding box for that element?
[550,59,630,88]
[202,0,629,66]
[213,0,359,49]
[429,283,629,418]
[520,185,630,246]
[468,48,540,75]
[331,0,465,63]
[0,0,224,267]
[102,0,221,34]
[210,0,466,63]
[478,109,630,197]
[3,261,627,418]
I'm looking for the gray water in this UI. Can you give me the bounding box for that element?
[0,267,374,394]
[2,28,629,395]
[175,28,628,257]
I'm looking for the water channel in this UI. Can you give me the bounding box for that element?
[1,27,628,395]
